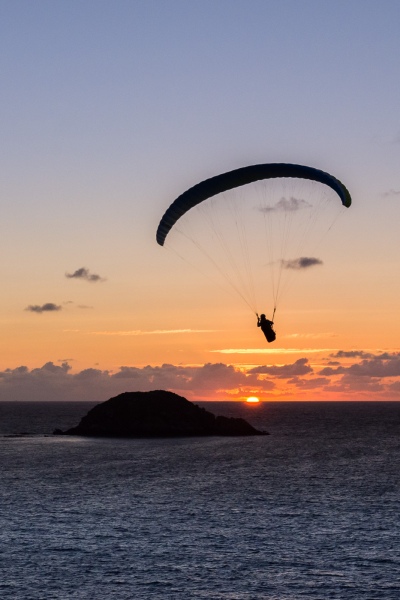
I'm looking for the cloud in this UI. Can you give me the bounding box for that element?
[321,352,400,378]
[321,378,386,396]
[284,332,338,340]
[63,301,94,309]
[25,303,62,313]
[2,351,400,403]
[211,348,336,354]
[330,350,375,359]
[248,358,312,379]
[344,353,400,378]
[90,329,215,336]
[189,362,253,391]
[288,376,330,389]
[318,365,344,376]
[282,257,323,270]
[382,189,400,197]
[260,197,312,213]
[0,361,256,402]
[65,267,106,283]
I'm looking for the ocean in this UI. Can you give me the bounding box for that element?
[0,400,399,599]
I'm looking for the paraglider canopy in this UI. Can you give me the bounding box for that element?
[156,162,351,318]
[157,163,351,246]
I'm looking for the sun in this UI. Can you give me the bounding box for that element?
[246,396,260,404]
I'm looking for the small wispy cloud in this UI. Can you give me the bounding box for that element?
[63,301,94,309]
[25,303,62,313]
[330,350,374,359]
[65,267,106,283]
[90,329,216,336]
[284,332,338,339]
[210,348,337,354]
[282,257,323,270]
[382,189,400,198]
[260,197,312,213]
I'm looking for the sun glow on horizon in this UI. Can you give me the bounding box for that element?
[246,396,260,404]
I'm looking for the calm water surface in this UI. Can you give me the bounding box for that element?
[0,401,399,599]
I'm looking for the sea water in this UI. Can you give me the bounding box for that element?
[0,401,399,599]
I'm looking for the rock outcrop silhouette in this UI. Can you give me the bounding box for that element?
[54,390,267,437]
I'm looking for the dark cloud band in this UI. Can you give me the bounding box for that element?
[282,257,323,270]
[65,267,105,282]
[25,303,62,313]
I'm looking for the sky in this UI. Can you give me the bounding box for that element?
[1,0,400,402]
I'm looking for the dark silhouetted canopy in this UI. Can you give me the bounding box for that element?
[157,163,351,246]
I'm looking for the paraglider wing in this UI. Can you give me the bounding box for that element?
[156,163,351,246]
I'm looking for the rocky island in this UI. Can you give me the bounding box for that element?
[54,390,267,437]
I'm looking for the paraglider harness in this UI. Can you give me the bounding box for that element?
[257,311,276,343]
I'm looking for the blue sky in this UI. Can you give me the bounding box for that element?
[1,0,400,401]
